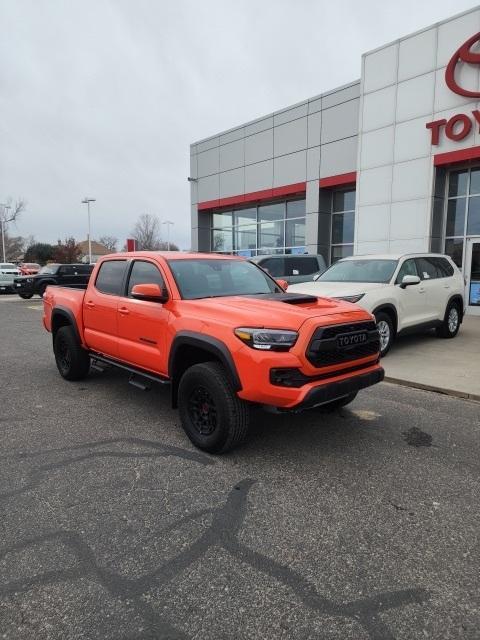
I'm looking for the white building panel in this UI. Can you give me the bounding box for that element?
[197,174,219,202]
[274,117,308,156]
[197,147,219,178]
[321,99,359,144]
[219,139,244,172]
[392,157,431,202]
[363,44,398,93]
[394,117,432,164]
[436,9,480,67]
[396,72,435,123]
[433,65,479,113]
[358,165,392,206]
[357,204,390,242]
[244,160,273,193]
[320,136,358,177]
[360,126,394,170]
[361,86,396,132]
[390,199,431,239]
[307,112,322,147]
[306,147,320,181]
[398,28,437,82]
[273,150,306,187]
[245,129,273,165]
[219,167,244,198]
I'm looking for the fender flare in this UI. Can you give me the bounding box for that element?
[168,331,242,391]
[371,303,398,334]
[51,306,82,345]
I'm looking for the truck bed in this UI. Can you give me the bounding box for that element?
[43,286,87,344]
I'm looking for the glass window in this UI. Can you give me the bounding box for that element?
[127,261,165,296]
[284,256,320,276]
[212,211,232,228]
[258,257,285,277]
[235,225,257,252]
[331,245,353,263]
[212,229,233,252]
[167,258,278,299]
[448,170,468,197]
[446,199,466,236]
[415,257,439,280]
[333,190,356,213]
[320,258,397,283]
[431,257,454,278]
[396,258,418,284]
[470,169,480,195]
[332,212,354,244]
[258,202,285,222]
[95,260,127,295]
[445,238,463,268]
[285,218,305,247]
[467,196,480,235]
[286,200,306,218]
[58,265,75,275]
[234,208,256,226]
[259,220,284,252]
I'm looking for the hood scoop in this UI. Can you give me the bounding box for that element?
[244,293,318,305]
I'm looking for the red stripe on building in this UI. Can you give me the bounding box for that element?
[434,145,480,166]
[197,182,306,211]
[319,172,357,188]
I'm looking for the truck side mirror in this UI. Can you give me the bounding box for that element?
[400,275,421,289]
[276,279,288,291]
[131,283,169,302]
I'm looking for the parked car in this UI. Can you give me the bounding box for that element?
[14,263,94,298]
[42,252,384,453]
[0,262,21,293]
[250,254,326,284]
[19,262,41,275]
[288,253,465,356]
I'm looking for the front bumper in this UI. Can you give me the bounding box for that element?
[12,279,34,295]
[284,366,384,412]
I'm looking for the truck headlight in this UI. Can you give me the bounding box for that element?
[234,327,298,351]
[332,294,365,303]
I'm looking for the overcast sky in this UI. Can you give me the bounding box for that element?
[1,0,478,251]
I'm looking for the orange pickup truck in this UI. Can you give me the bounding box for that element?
[43,252,384,453]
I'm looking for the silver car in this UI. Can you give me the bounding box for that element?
[0,263,21,293]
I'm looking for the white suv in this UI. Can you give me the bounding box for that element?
[288,253,465,356]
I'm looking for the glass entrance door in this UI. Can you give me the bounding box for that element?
[465,238,480,316]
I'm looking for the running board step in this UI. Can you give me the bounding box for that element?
[128,375,151,391]
[89,353,170,386]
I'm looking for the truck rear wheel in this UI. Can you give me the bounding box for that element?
[178,362,249,454]
[53,326,90,381]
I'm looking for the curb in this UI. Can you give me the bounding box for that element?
[384,376,480,403]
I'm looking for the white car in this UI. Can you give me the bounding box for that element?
[0,262,21,293]
[288,253,465,356]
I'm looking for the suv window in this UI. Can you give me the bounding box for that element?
[431,257,454,278]
[127,261,165,296]
[258,258,284,277]
[58,265,75,276]
[95,260,127,295]
[76,264,94,274]
[285,256,319,276]
[396,258,418,284]
[415,257,439,281]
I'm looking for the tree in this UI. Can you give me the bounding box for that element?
[99,235,118,252]
[130,214,162,250]
[24,242,56,265]
[1,198,27,262]
[52,237,81,264]
[157,241,179,251]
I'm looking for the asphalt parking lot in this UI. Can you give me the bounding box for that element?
[0,295,479,640]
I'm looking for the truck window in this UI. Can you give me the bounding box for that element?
[258,258,284,277]
[127,261,165,296]
[285,256,319,276]
[95,260,127,295]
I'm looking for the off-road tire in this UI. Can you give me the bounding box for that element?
[19,293,33,299]
[178,362,250,454]
[436,301,461,339]
[375,311,394,357]
[317,391,358,412]
[53,325,90,381]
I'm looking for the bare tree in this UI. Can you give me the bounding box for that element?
[99,235,118,252]
[157,240,179,251]
[130,214,161,250]
[1,198,26,262]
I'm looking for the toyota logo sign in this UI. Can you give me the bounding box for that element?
[445,32,480,98]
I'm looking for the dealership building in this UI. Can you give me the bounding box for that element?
[190,7,480,315]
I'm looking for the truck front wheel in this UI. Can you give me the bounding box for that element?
[178,362,249,454]
[53,326,90,381]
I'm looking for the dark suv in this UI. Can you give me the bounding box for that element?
[250,254,326,284]
[14,263,94,298]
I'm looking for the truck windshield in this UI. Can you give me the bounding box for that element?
[318,259,398,283]
[168,259,278,299]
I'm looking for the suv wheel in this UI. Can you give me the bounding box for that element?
[19,293,33,299]
[375,312,394,357]
[53,326,91,380]
[436,302,461,339]
[317,392,358,412]
[178,362,250,454]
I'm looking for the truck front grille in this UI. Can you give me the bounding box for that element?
[306,321,380,367]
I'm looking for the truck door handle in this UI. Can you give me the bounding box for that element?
[85,300,95,308]
[118,307,130,315]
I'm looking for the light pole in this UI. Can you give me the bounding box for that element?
[162,220,174,251]
[0,204,12,263]
[81,198,95,263]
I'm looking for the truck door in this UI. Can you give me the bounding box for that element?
[83,259,128,357]
[117,259,170,375]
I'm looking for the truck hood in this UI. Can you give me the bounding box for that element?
[288,281,388,297]
[180,293,370,331]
